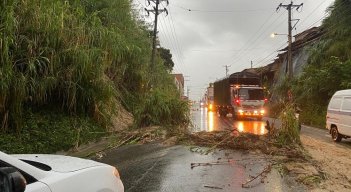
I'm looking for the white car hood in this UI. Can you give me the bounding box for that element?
[12,154,106,173]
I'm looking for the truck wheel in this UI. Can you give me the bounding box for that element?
[331,126,342,142]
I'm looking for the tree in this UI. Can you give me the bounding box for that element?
[157,47,174,72]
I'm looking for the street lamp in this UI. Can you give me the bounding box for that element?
[270,32,288,38]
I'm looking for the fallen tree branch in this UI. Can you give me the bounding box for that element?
[204,185,223,190]
[202,134,234,155]
[191,162,229,169]
[242,164,272,188]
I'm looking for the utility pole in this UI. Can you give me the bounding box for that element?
[145,0,169,69]
[276,1,303,79]
[223,65,231,77]
[251,61,253,69]
[184,76,190,98]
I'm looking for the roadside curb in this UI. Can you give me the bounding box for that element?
[56,137,112,159]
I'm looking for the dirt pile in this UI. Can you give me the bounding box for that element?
[110,103,134,131]
[301,135,351,192]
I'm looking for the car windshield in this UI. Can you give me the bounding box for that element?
[239,88,264,100]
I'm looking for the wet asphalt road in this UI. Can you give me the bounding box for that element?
[190,107,268,135]
[100,143,304,192]
[98,106,308,192]
[301,124,351,148]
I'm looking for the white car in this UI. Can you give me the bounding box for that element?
[0,151,124,192]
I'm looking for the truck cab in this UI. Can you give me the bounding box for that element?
[231,85,265,120]
[213,71,267,120]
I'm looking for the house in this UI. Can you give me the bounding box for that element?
[172,74,184,98]
[249,27,324,88]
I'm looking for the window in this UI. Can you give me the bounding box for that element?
[239,88,264,100]
[329,97,342,110]
[341,97,351,111]
[0,160,36,184]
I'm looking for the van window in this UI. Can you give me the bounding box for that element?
[341,97,351,111]
[239,88,264,100]
[329,97,342,110]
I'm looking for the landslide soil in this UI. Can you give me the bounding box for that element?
[301,135,351,192]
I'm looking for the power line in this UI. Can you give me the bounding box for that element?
[166,5,187,72]
[303,0,350,31]
[230,15,287,67]
[253,0,351,68]
[170,3,272,13]
[158,20,182,73]
[225,0,288,63]
[298,0,330,27]
[253,43,287,67]
[188,47,268,52]
[162,17,185,72]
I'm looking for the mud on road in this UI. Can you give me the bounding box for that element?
[301,135,351,192]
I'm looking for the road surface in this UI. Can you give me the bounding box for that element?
[98,106,306,192]
[190,107,268,135]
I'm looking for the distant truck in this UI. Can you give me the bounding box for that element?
[213,71,266,120]
[206,84,214,111]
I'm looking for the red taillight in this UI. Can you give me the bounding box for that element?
[235,99,240,105]
[264,98,268,102]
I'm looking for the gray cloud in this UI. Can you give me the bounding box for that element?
[134,0,335,100]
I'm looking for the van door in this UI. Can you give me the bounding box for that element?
[327,96,343,133]
[340,97,351,136]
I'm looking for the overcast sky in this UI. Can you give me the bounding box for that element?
[133,0,335,100]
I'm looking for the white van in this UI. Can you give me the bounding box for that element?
[326,89,351,142]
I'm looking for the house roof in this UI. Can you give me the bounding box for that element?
[280,27,324,52]
[172,74,184,87]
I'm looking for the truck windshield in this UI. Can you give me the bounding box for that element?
[239,88,264,100]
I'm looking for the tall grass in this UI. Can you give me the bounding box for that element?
[135,60,190,127]
[0,0,150,131]
[277,104,301,146]
[1,0,189,134]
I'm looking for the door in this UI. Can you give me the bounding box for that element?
[340,97,351,136]
[327,96,343,133]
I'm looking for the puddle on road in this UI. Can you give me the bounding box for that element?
[190,107,268,135]
[158,147,306,192]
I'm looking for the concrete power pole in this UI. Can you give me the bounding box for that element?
[277,1,303,79]
[145,0,169,69]
[223,65,231,77]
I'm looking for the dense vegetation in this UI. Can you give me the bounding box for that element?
[0,0,189,153]
[280,0,351,126]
